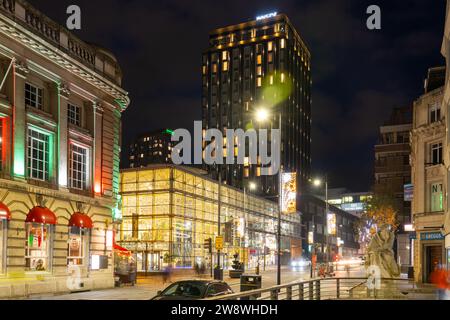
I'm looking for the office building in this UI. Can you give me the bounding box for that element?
[201,13,312,200]
[128,129,174,168]
[118,165,302,273]
[299,194,360,263]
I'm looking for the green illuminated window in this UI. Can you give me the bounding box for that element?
[69,143,87,190]
[431,183,443,212]
[27,128,49,181]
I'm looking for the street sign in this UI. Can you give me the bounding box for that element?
[215,236,224,250]
[420,232,444,241]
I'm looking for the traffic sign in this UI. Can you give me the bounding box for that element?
[215,236,224,250]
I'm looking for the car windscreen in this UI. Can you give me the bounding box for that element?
[160,282,207,298]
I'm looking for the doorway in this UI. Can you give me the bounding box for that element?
[147,252,161,271]
[423,244,443,283]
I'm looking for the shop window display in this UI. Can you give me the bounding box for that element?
[67,226,89,266]
[25,223,52,271]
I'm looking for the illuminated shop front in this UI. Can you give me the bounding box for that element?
[25,207,57,272]
[119,165,302,272]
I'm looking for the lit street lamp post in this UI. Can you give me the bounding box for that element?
[256,107,283,285]
[312,177,330,269]
[244,182,256,272]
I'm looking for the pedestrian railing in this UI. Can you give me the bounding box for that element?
[204,277,431,300]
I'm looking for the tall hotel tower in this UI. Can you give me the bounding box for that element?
[202,13,312,199]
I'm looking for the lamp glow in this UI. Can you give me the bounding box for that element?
[256,109,269,122]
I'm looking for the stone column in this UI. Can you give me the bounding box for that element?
[93,102,103,194]
[58,83,70,189]
[12,60,28,179]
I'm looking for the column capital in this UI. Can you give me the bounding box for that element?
[94,101,104,113]
[14,60,29,78]
[59,82,71,99]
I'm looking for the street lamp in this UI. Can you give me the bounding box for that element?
[310,176,330,271]
[243,181,257,272]
[256,107,283,285]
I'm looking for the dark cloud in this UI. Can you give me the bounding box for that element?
[28,0,446,191]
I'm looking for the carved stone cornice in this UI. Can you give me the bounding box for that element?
[411,119,445,137]
[0,7,130,111]
[14,59,29,77]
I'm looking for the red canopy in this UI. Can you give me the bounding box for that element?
[0,202,11,220]
[69,212,93,229]
[114,243,131,256]
[111,231,131,255]
[26,206,57,225]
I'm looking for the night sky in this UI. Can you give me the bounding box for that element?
[29,0,446,191]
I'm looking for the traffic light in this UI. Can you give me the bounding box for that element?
[204,238,212,253]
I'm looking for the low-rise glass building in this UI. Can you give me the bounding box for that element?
[118,165,302,273]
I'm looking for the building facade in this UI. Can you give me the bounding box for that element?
[201,13,312,200]
[374,106,413,271]
[118,165,302,274]
[325,188,372,218]
[440,0,450,277]
[374,106,412,225]
[300,194,360,263]
[411,69,445,283]
[128,129,174,168]
[0,1,129,298]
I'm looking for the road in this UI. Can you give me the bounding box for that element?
[28,266,313,300]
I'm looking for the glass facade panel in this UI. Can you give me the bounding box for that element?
[119,167,301,270]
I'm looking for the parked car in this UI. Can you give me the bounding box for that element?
[150,280,234,300]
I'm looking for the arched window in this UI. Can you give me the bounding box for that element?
[25,207,56,272]
[68,212,92,266]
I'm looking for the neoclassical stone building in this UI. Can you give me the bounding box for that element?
[411,70,445,283]
[441,0,450,277]
[0,0,129,297]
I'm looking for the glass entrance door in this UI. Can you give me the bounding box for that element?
[147,252,160,271]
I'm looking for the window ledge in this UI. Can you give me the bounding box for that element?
[27,179,59,190]
[69,188,93,197]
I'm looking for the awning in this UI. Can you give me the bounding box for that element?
[114,243,132,256]
[69,212,93,229]
[0,202,11,220]
[26,206,57,225]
